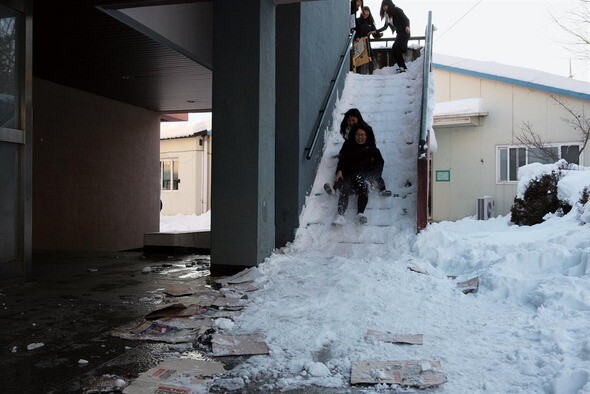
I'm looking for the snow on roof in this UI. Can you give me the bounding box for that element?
[160,120,211,140]
[434,98,487,117]
[433,53,590,101]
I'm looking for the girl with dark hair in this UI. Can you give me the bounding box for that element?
[354,6,380,74]
[351,0,363,15]
[339,108,366,141]
[377,0,411,73]
[330,124,391,225]
[325,108,383,196]
[350,0,363,31]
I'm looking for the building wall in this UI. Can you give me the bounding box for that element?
[160,136,211,216]
[432,69,590,221]
[33,78,161,251]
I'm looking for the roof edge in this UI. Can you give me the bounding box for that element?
[433,63,590,102]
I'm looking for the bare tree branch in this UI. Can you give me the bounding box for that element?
[551,95,590,156]
[550,0,590,61]
[514,122,560,162]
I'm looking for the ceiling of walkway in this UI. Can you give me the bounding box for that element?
[33,0,213,113]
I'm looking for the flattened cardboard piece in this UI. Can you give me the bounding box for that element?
[175,295,246,308]
[124,359,225,394]
[215,267,263,285]
[145,303,189,320]
[408,266,429,275]
[211,298,248,309]
[457,276,479,294]
[211,333,269,357]
[366,329,423,345]
[220,282,259,292]
[171,294,218,307]
[164,284,193,297]
[351,360,447,388]
[352,37,371,68]
[157,317,214,330]
[111,321,198,343]
[123,381,191,394]
[186,306,234,320]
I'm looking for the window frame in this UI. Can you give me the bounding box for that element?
[160,158,180,192]
[496,142,583,184]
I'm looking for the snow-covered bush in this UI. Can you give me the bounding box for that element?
[510,170,571,225]
[578,186,590,224]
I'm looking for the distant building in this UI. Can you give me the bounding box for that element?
[432,54,590,221]
[160,121,211,216]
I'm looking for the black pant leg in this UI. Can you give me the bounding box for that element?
[391,45,407,69]
[353,177,369,214]
[337,178,354,215]
[392,32,409,69]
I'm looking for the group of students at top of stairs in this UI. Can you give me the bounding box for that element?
[351,0,411,75]
[324,108,393,226]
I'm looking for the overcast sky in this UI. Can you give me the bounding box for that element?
[363,0,590,82]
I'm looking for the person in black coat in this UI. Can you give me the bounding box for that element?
[354,6,380,74]
[330,124,391,225]
[339,108,367,141]
[350,0,363,31]
[376,0,411,72]
[351,0,363,15]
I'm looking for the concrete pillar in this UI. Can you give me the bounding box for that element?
[275,0,349,247]
[211,0,276,275]
[275,3,301,247]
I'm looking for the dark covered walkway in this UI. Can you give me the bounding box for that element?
[0,251,210,393]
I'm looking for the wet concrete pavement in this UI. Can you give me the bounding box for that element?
[0,251,212,393]
[0,252,391,394]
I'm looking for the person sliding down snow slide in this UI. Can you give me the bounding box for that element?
[327,124,392,226]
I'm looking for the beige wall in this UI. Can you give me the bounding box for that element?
[432,69,590,221]
[33,78,161,251]
[160,135,212,215]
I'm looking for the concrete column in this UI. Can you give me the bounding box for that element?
[275,0,349,247]
[211,0,276,275]
[275,3,301,247]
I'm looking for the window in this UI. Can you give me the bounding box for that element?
[160,159,179,191]
[0,6,19,129]
[497,143,581,183]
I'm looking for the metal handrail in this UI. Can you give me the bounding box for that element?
[304,34,354,160]
[370,35,426,46]
[419,12,433,155]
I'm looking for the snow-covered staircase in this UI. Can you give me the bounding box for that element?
[294,59,424,257]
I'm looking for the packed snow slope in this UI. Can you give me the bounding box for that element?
[294,61,423,259]
[224,60,590,393]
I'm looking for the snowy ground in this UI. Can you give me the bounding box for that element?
[158,62,590,392]
[160,211,210,232]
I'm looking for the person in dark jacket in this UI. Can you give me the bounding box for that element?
[350,0,363,31]
[339,108,367,141]
[354,6,380,74]
[329,124,392,225]
[325,109,372,195]
[351,0,363,15]
[377,0,411,73]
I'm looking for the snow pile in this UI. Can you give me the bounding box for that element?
[210,62,590,393]
[160,211,210,232]
[160,120,210,140]
[434,97,486,117]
